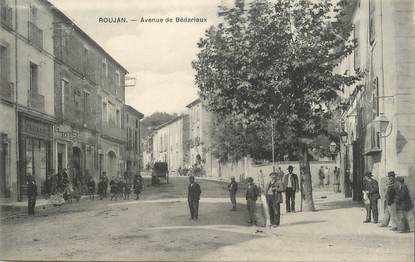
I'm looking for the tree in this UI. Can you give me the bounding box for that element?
[140,112,178,138]
[193,0,362,211]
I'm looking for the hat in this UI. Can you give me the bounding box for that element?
[246,177,253,183]
[387,171,396,177]
[288,165,294,170]
[364,172,372,178]
[269,172,277,177]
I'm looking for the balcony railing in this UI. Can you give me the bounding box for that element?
[0,4,12,29]
[0,78,13,101]
[28,21,43,49]
[28,90,45,112]
[101,123,126,143]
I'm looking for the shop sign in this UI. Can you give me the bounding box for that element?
[20,117,52,139]
[55,125,79,141]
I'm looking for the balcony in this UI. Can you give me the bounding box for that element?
[28,21,43,49]
[28,90,45,112]
[0,4,12,29]
[0,78,13,102]
[101,123,126,143]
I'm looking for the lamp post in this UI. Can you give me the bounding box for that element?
[372,113,391,179]
[329,141,337,161]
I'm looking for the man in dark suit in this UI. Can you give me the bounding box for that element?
[228,176,238,211]
[188,176,202,220]
[27,175,38,216]
[284,165,299,213]
[362,171,380,223]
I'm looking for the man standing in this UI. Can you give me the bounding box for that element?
[228,177,238,211]
[87,176,96,200]
[284,165,299,213]
[265,171,285,227]
[380,171,398,231]
[394,176,413,233]
[362,172,380,223]
[245,177,260,225]
[27,175,38,216]
[188,176,202,220]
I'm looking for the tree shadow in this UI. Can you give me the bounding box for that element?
[283,219,327,227]
[315,199,363,211]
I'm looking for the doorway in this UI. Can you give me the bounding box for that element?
[72,147,82,183]
[107,151,117,178]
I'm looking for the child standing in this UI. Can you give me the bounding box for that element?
[87,177,96,200]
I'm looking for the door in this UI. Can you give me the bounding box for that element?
[352,140,363,201]
[72,147,82,183]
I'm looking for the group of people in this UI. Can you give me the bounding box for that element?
[363,171,413,233]
[224,165,300,226]
[318,166,341,192]
[26,170,145,215]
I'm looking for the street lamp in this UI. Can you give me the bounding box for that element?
[340,130,348,144]
[329,142,337,160]
[373,113,390,137]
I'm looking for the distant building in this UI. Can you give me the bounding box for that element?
[152,115,189,173]
[124,105,144,174]
[337,0,415,207]
[142,134,154,170]
[185,99,219,177]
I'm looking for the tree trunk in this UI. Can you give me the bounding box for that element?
[300,143,315,211]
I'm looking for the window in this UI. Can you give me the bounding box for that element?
[115,71,120,94]
[134,131,138,150]
[116,109,120,128]
[0,44,9,82]
[102,59,108,77]
[102,102,107,122]
[83,91,90,113]
[369,0,376,45]
[29,62,38,93]
[30,5,37,24]
[60,79,68,116]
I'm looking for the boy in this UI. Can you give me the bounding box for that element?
[87,177,96,200]
[246,177,260,225]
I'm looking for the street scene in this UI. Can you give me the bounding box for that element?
[0,0,414,261]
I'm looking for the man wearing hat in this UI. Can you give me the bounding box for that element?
[265,170,285,227]
[188,176,202,220]
[228,177,238,211]
[380,171,398,230]
[362,171,380,223]
[26,174,38,216]
[283,165,299,213]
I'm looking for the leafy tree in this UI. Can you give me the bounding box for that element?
[193,0,362,211]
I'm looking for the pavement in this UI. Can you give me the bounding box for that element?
[0,177,413,261]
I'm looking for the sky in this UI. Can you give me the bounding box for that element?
[49,0,228,116]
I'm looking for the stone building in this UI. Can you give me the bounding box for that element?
[185,99,218,177]
[152,115,189,173]
[124,104,144,176]
[51,4,128,184]
[0,0,55,201]
[338,0,415,210]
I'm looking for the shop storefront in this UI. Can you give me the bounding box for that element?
[18,114,53,199]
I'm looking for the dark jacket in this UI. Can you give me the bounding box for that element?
[395,184,413,211]
[87,180,96,193]
[188,182,201,201]
[283,173,299,192]
[228,181,238,194]
[246,184,260,201]
[385,181,397,206]
[27,181,38,198]
[363,179,380,200]
[265,178,284,203]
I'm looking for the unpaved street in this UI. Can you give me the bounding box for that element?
[0,177,413,261]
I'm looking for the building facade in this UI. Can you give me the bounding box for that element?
[0,0,55,200]
[152,115,189,172]
[51,4,128,184]
[124,104,143,175]
[338,0,415,210]
[185,99,218,177]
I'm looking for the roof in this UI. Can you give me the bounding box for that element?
[185,98,201,108]
[124,105,144,119]
[153,115,185,130]
[43,0,129,73]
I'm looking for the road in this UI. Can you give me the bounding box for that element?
[0,177,413,261]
